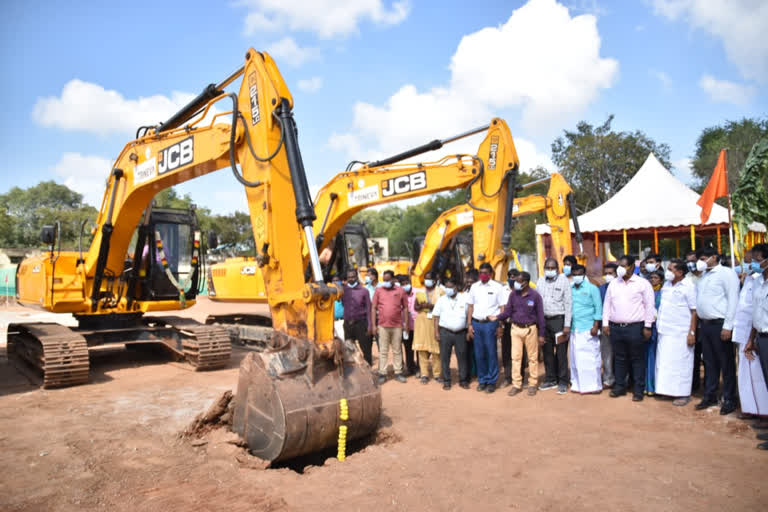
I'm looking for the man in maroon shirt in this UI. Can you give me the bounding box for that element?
[372,270,409,384]
[491,272,545,397]
[342,268,373,366]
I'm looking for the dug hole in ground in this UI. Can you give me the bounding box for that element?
[0,297,764,511]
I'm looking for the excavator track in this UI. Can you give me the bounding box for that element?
[148,316,231,370]
[7,323,90,388]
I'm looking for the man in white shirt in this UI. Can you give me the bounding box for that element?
[694,247,740,415]
[433,277,469,390]
[745,243,768,450]
[466,262,506,394]
[655,259,697,405]
[683,250,704,393]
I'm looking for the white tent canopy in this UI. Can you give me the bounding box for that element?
[536,153,729,235]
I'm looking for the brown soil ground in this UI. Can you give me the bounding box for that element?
[0,297,765,511]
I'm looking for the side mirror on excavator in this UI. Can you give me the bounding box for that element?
[41,225,56,246]
[207,231,218,250]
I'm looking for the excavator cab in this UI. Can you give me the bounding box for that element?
[131,208,201,302]
[322,223,372,280]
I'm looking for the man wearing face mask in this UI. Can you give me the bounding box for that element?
[694,247,740,414]
[563,255,578,281]
[569,264,603,393]
[641,253,662,280]
[466,263,506,393]
[500,268,522,387]
[433,277,470,389]
[745,243,768,449]
[683,249,703,393]
[398,274,420,377]
[365,268,379,299]
[342,268,374,366]
[491,272,545,397]
[536,258,573,394]
[655,259,698,406]
[599,263,618,388]
[413,271,443,384]
[602,254,656,401]
[371,270,409,384]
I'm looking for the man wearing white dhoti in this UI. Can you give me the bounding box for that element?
[655,259,698,406]
[745,243,768,449]
[568,265,603,394]
[733,260,768,422]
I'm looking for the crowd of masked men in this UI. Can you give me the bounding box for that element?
[330,243,768,451]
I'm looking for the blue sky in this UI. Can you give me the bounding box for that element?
[0,0,765,214]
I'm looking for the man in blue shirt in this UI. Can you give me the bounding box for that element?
[570,265,603,393]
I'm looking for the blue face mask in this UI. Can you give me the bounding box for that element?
[562,265,572,276]
[424,279,435,288]
[733,265,742,274]
[382,280,393,288]
[364,275,372,284]
[753,261,763,273]
[508,279,515,287]
[403,284,411,292]
[572,275,584,285]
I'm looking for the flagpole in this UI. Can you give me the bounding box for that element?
[725,148,736,267]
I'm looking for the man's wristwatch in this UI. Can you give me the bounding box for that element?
[689,330,695,336]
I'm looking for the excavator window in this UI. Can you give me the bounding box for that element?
[343,231,368,271]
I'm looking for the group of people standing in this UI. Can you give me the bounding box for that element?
[332,243,768,450]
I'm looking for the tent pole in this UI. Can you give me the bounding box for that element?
[623,229,628,255]
[675,239,680,258]
[690,225,696,251]
[725,149,736,267]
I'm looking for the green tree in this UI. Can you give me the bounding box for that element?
[690,117,768,192]
[0,181,98,248]
[551,115,671,213]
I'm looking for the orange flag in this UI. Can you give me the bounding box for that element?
[696,149,728,224]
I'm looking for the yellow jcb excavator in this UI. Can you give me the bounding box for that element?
[410,172,582,285]
[11,48,388,462]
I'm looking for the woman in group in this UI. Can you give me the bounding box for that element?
[645,270,664,395]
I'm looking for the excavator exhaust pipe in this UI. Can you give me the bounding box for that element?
[232,331,381,462]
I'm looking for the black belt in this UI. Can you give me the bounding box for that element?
[473,318,493,323]
[513,322,536,328]
[440,326,467,334]
[545,314,564,319]
[757,332,768,337]
[609,321,643,328]
[699,318,724,325]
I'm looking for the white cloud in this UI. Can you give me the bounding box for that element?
[240,0,410,39]
[672,157,695,185]
[52,153,112,207]
[32,80,219,136]
[651,69,672,88]
[297,76,323,93]
[265,37,320,67]
[651,0,768,83]
[329,0,617,168]
[699,74,756,105]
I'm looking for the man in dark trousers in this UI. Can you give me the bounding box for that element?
[341,268,373,366]
[602,254,655,401]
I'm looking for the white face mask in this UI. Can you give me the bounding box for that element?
[445,287,456,297]
[382,280,393,288]
[664,270,675,281]
[616,266,627,278]
[513,281,523,291]
[604,274,615,283]
[544,270,557,279]
[572,275,584,285]
[403,284,411,292]
[645,263,657,273]
[695,260,708,273]
[424,279,435,288]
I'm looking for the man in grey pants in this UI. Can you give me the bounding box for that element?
[599,262,617,388]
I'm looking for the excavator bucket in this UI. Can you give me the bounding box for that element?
[232,331,381,462]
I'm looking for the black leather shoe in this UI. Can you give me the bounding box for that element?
[632,394,644,402]
[756,432,768,441]
[757,441,768,450]
[695,399,717,410]
[502,378,512,388]
[459,382,470,389]
[477,383,486,392]
[443,382,451,390]
[609,389,626,398]
[720,402,737,415]
[485,384,496,394]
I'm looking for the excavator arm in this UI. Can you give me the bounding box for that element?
[411,172,576,284]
